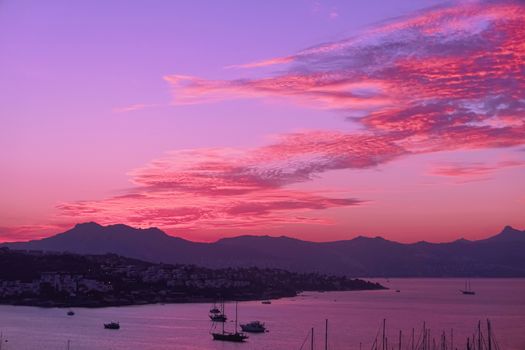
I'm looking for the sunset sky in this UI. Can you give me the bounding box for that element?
[1,0,524,243]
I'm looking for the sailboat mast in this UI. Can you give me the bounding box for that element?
[382,319,386,350]
[311,327,314,350]
[412,328,415,350]
[222,301,225,334]
[235,301,238,333]
[478,321,481,350]
[487,319,492,350]
[325,319,328,350]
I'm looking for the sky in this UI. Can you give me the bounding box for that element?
[1,0,524,243]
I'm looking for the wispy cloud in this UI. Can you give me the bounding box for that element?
[56,131,381,230]
[165,0,525,155]
[430,159,525,180]
[0,223,70,242]
[112,103,160,113]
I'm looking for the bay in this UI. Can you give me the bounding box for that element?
[0,279,524,350]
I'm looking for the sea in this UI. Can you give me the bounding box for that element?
[0,279,524,350]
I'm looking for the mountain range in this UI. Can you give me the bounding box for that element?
[2,223,525,277]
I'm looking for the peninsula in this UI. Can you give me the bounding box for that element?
[0,248,385,307]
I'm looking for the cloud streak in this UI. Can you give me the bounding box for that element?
[165,0,525,154]
[56,131,385,230]
[430,160,525,180]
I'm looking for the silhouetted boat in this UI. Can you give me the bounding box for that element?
[209,300,227,322]
[261,300,271,304]
[67,310,75,316]
[210,313,227,322]
[212,331,248,342]
[104,322,120,330]
[241,321,266,333]
[460,280,476,295]
[212,302,248,342]
[209,301,222,314]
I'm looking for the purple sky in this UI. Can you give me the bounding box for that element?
[1,0,524,242]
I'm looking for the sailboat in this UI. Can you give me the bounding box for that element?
[211,301,248,342]
[460,280,476,295]
[209,300,227,322]
[209,302,221,314]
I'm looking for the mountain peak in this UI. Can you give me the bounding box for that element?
[502,225,517,233]
[484,225,525,243]
[74,222,102,229]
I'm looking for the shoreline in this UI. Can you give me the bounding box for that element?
[0,287,387,308]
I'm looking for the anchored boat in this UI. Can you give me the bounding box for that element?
[209,300,227,322]
[460,280,476,295]
[211,301,248,342]
[241,321,266,333]
[104,322,120,330]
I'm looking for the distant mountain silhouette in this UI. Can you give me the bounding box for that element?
[2,223,525,277]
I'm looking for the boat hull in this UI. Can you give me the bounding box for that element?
[104,323,120,330]
[241,327,265,333]
[209,315,227,322]
[212,332,248,342]
[461,290,476,295]
[240,323,266,333]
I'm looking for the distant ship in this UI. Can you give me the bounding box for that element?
[104,322,120,330]
[261,300,271,304]
[211,302,248,342]
[209,300,227,322]
[241,321,266,333]
[67,310,75,316]
[460,280,476,295]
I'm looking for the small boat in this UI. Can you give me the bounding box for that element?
[210,301,221,314]
[261,300,271,304]
[210,313,227,322]
[395,290,401,293]
[67,310,75,316]
[212,302,248,342]
[104,322,120,330]
[241,321,266,333]
[209,300,227,322]
[460,280,476,295]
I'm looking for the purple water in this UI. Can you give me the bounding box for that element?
[0,279,524,350]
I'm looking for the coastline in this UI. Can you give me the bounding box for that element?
[0,285,386,308]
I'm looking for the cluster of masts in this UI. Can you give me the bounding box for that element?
[369,319,500,350]
[297,318,500,350]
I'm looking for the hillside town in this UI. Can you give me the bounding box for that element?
[0,248,384,307]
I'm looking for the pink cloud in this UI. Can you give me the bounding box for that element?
[55,131,386,231]
[0,223,72,242]
[112,103,159,113]
[164,0,525,155]
[430,160,525,180]
[57,131,384,229]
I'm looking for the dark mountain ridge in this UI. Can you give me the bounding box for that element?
[2,223,525,277]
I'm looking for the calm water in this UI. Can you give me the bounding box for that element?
[0,279,524,350]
